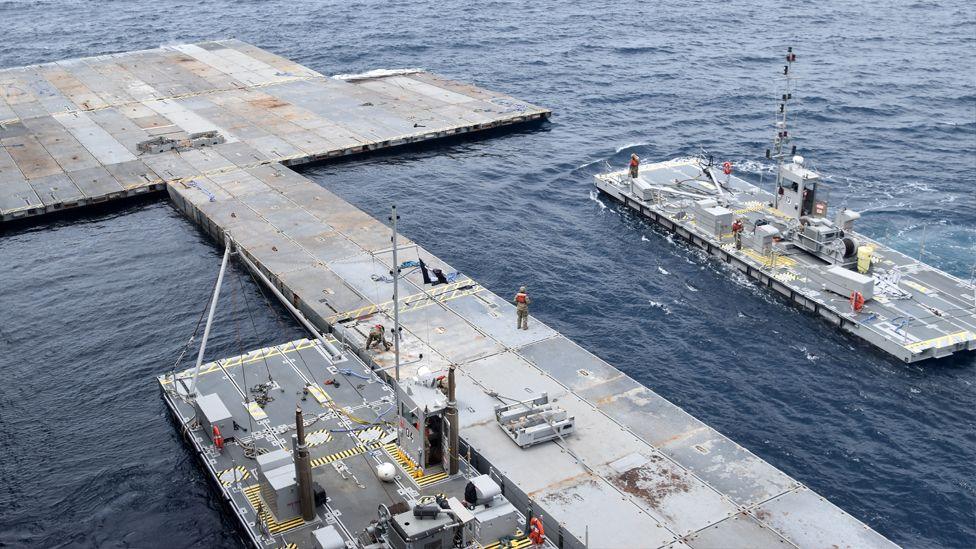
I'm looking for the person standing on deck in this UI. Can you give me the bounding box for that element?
[514,286,531,330]
[629,153,640,179]
[732,218,744,250]
[365,324,391,351]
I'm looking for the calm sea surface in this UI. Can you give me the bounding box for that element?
[0,1,973,547]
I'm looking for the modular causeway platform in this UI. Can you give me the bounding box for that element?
[163,153,895,546]
[595,158,976,363]
[2,42,898,547]
[0,39,548,221]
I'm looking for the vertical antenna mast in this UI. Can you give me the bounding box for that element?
[771,46,798,209]
[390,205,402,445]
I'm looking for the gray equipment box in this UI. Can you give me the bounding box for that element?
[472,500,521,544]
[698,205,734,236]
[256,449,300,520]
[630,177,655,201]
[388,508,457,549]
[312,525,346,549]
[260,464,300,521]
[194,393,233,444]
[495,393,575,448]
[693,198,718,211]
[822,265,874,300]
[746,224,780,254]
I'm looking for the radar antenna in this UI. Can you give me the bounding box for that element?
[769,46,798,209]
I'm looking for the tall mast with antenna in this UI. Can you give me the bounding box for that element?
[770,46,798,210]
[390,205,402,446]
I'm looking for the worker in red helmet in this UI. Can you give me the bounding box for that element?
[731,218,744,250]
[629,153,640,179]
[514,286,531,330]
[365,323,391,351]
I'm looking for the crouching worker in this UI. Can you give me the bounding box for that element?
[365,323,391,351]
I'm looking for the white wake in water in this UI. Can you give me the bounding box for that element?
[647,300,672,315]
[615,142,651,153]
[588,189,607,210]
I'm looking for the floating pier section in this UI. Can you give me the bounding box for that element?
[2,42,897,548]
[0,39,548,221]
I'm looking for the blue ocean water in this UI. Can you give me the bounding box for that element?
[0,1,973,547]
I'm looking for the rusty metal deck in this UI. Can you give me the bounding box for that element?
[0,39,549,221]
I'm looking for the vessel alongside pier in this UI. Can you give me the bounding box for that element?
[595,157,976,363]
[595,49,975,363]
[3,42,899,547]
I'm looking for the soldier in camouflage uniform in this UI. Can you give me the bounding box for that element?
[514,286,531,330]
[365,324,391,351]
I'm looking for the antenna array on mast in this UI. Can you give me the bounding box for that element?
[770,46,798,207]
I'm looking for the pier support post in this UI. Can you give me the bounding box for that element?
[447,365,459,475]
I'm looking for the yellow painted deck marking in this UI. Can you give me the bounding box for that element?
[246,401,268,421]
[739,247,797,268]
[356,425,385,443]
[416,471,449,487]
[328,280,485,323]
[382,442,447,486]
[217,465,250,486]
[903,280,933,295]
[306,429,333,448]
[243,484,305,535]
[310,442,382,468]
[733,200,791,220]
[307,384,330,405]
[161,340,317,386]
[905,330,974,353]
[483,537,533,549]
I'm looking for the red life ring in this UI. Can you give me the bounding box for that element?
[529,516,545,545]
[213,425,224,450]
[850,291,865,313]
[722,161,733,175]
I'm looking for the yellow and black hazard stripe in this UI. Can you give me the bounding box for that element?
[305,428,333,448]
[382,443,449,488]
[310,442,383,468]
[416,471,449,487]
[356,425,385,443]
[217,465,250,486]
[242,485,305,535]
[482,537,533,549]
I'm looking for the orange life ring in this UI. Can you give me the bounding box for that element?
[529,516,545,544]
[850,291,865,313]
[722,161,733,175]
[213,425,224,449]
